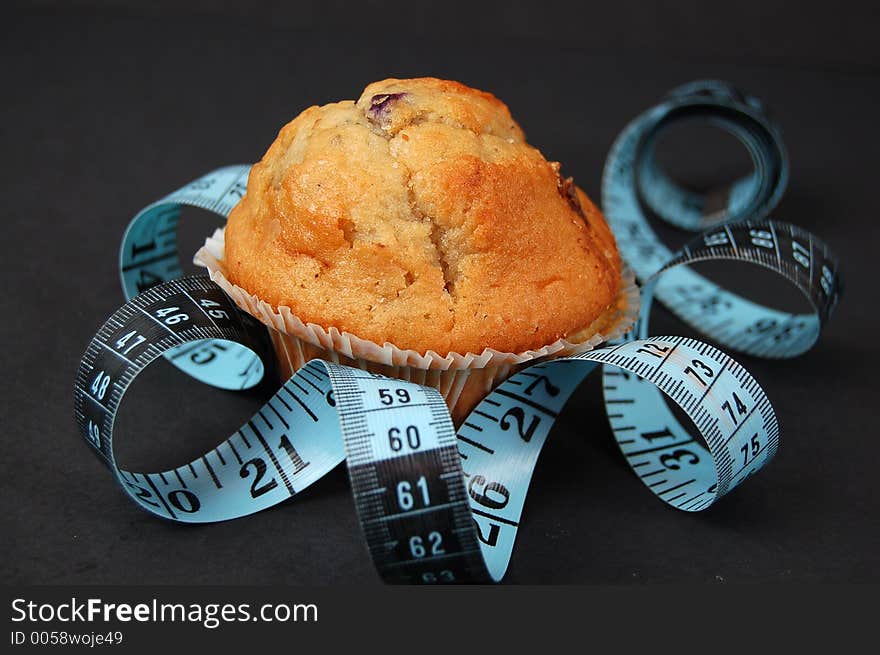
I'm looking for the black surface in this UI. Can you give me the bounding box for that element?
[2,1,878,584]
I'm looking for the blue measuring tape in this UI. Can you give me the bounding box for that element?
[75,81,841,583]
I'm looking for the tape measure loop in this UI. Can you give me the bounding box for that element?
[119,165,256,388]
[74,275,278,521]
[633,99,788,234]
[603,81,839,360]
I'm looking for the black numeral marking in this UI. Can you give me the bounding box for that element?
[474,520,500,547]
[468,475,510,510]
[721,392,748,425]
[659,449,700,470]
[636,342,671,358]
[499,407,540,443]
[524,375,560,397]
[388,425,421,452]
[240,457,279,498]
[684,359,715,386]
[379,388,411,405]
[740,433,761,465]
[278,434,310,474]
[167,489,200,513]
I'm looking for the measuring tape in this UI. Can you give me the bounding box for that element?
[75,80,841,583]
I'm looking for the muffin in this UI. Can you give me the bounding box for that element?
[196,77,636,424]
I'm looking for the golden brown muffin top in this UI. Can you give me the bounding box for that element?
[224,77,621,355]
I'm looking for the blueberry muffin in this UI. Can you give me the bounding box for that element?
[223,77,623,354]
[198,77,634,422]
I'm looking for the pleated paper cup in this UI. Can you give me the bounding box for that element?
[194,228,639,426]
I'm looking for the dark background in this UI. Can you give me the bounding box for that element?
[2,0,878,585]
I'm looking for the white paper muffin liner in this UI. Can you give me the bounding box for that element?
[194,228,639,425]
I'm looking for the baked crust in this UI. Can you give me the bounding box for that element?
[224,77,622,354]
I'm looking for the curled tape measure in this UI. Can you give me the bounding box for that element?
[74,81,841,583]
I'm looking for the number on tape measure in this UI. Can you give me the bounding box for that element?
[74,80,842,583]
